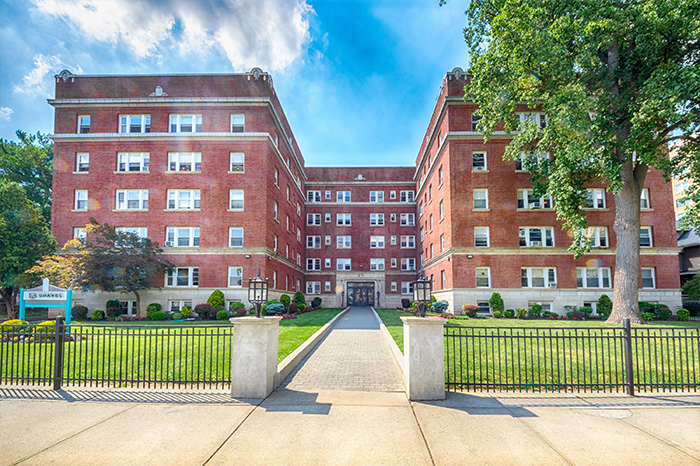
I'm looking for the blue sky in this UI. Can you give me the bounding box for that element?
[0,0,469,167]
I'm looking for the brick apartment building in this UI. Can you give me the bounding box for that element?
[48,67,682,315]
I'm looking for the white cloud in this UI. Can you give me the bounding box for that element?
[13,54,84,97]
[0,107,13,121]
[31,0,313,72]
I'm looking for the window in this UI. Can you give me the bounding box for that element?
[390,282,398,292]
[477,302,491,314]
[117,152,150,172]
[274,167,278,185]
[229,227,244,247]
[517,189,552,209]
[516,152,549,171]
[325,190,331,199]
[400,191,415,202]
[400,213,415,226]
[168,152,201,172]
[166,267,199,287]
[307,191,321,203]
[229,190,244,211]
[230,153,244,172]
[640,227,653,247]
[585,189,606,209]
[576,267,611,288]
[273,202,278,220]
[306,258,321,271]
[325,281,332,292]
[582,227,608,247]
[440,234,445,251]
[337,258,352,271]
[325,235,331,245]
[429,214,433,231]
[228,267,243,287]
[325,258,331,268]
[119,115,150,133]
[370,214,385,226]
[78,115,90,133]
[472,151,486,171]
[471,112,481,131]
[473,189,488,209]
[389,213,396,222]
[167,189,200,210]
[166,227,199,247]
[325,213,331,223]
[640,188,650,209]
[337,236,352,249]
[370,258,385,271]
[307,214,321,225]
[519,227,555,247]
[116,189,148,210]
[401,236,415,248]
[438,167,443,185]
[306,236,321,248]
[169,300,193,313]
[337,191,351,202]
[76,153,89,172]
[401,282,414,294]
[273,234,278,252]
[391,258,397,268]
[390,235,397,245]
[306,281,321,294]
[675,180,689,194]
[370,236,385,248]
[517,112,548,128]
[641,268,655,288]
[390,191,397,200]
[521,267,557,288]
[231,114,245,132]
[441,270,446,289]
[297,202,301,217]
[419,203,424,217]
[115,227,147,239]
[476,267,491,288]
[370,191,384,203]
[401,258,416,271]
[337,213,352,225]
[474,227,490,247]
[120,300,138,316]
[439,200,444,220]
[420,228,424,242]
[169,114,202,133]
[73,227,86,241]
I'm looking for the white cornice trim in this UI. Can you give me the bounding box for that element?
[305,202,417,207]
[50,132,270,141]
[47,97,270,106]
[304,180,415,186]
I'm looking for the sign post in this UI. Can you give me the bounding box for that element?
[19,279,73,324]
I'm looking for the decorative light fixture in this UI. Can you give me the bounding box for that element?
[247,269,269,318]
[412,273,432,318]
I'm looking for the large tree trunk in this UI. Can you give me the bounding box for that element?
[0,287,19,320]
[133,290,142,318]
[609,158,647,324]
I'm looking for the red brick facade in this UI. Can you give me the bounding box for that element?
[49,68,681,315]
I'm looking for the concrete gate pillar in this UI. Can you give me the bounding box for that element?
[401,316,446,400]
[230,316,282,398]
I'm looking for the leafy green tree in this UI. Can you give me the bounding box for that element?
[489,292,504,315]
[448,0,700,323]
[682,272,700,301]
[0,182,57,318]
[207,289,225,308]
[0,131,53,224]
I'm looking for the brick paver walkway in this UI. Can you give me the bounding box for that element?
[279,307,404,392]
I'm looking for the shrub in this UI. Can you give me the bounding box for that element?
[216,310,229,320]
[173,312,183,320]
[207,289,225,309]
[492,311,503,319]
[401,298,412,309]
[312,297,322,309]
[293,291,306,307]
[504,309,515,318]
[566,307,589,319]
[266,303,286,315]
[195,303,214,320]
[146,303,161,319]
[653,304,672,321]
[516,308,527,319]
[297,303,306,312]
[71,305,88,320]
[280,294,291,311]
[638,301,655,314]
[151,311,166,321]
[164,312,174,320]
[181,305,193,318]
[433,300,449,314]
[580,306,593,318]
[543,310,558,318]
[597,294,613,320]
[677,309,690,321]
[462,304,479,317]
[527,304,542,319]
[683,301,700,316]
[289,302,298,314]
[641,312,653,322]
[1,319,30,336]
[106,299,122,318]
[92,309,105,321]
[229,302,246,317]
[489,293,504,315]
[33,320,56,342]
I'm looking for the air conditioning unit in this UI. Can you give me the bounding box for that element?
[548,282,557,288]
[165,241,173,247]
[530,241,542,247]
[528,202,540,209]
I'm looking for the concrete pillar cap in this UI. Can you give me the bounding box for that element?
[400,316,446,325]
[229,316,283,325]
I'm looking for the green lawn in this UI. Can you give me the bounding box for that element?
[0,308,344,387]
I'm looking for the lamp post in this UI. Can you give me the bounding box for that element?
[248,270,269,318]
[412,274,432,317]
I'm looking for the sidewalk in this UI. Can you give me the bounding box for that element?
[1,307,699,465]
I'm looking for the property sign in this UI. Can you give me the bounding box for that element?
[24,291,67,301]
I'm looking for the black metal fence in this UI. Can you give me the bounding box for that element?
[0,318,233,389]
[445,320,700,394]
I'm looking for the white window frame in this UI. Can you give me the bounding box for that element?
[168,152,201,172]
[370,191,384,203]
[230,114,245,133]
[337,191,351,203]
[585,188,606,209]
[439,200,444,220]
[307,191,321,203]
[401,282,414,294]
[167,189,200,210]
[337,258,352,271]
[116,189,148,210]
[370,258,385,271]
[169,114,202,133]
[325,281,332,292]
[325,190,331,199]
[76,153,89,172]
[472,151,487,171]
[400,213,415,226]
[516,151,549,171]
[73,227,86,241]
[337,236,352,249]
[117,152,150,172]
[519,227,555,247]
[337,213,352,226]
[230,152,245,173]
[306,236,321,248]
[641,267,656,289]
[115,227,148,240]
[517,112,548,128]
[401,258,416,271]
[119,114,151,134]
[390,191,397,200]
[307,213,321,225]
[325,235,331,245]
[306,281,321,294]
[400,191,415,202]
[475,267,491,288]
[474,226,490,247]
[370,236,385,249]
[229,189,244,211]
[473,189,488,210]
[391,258,397,268]
[325,258,331,268]
[229,227,244,247]
[306,258,321,271]
[576,267,612,289]
[390,282,398,292]
[228,266,243,287]
[582,227,608,248]
[166,227,200,247]
[166,267,199,287]
[325,213,331,223]
[78,115,90,133]
[640,226,653,248]
[521,267,557,288]
[401,235,415,248]
[640,188,650,209]
[517,189,553,209]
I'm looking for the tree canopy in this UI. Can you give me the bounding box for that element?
[0,181,57,318]
[0,131,53,225]
[446,0,700,322]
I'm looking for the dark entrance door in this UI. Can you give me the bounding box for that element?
[347,282,375,306]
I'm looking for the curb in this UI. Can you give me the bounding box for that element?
[274,307,350,388]
[371,308,406,388]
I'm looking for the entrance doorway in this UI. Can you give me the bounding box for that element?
[347,282,375,306]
